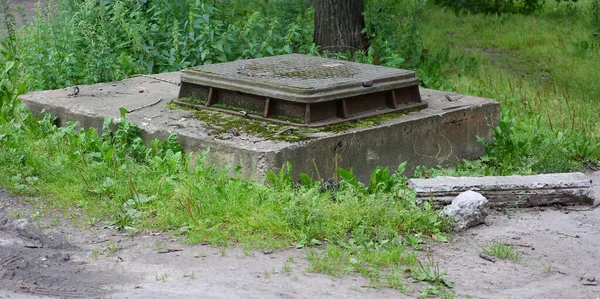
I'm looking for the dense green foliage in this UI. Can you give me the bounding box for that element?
[11,0,314,90]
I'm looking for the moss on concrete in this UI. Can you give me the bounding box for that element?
[170,101,413,142]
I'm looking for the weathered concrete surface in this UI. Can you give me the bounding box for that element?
[441,191,489,231]
[409,172,594,207]
[18,72,499,183]
[591,170,600,206]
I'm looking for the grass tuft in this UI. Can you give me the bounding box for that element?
[482,241,522,262]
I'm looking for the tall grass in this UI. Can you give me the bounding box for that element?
[416,0,600,175]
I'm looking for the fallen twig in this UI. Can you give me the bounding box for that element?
[130,74,181,86]
[502,242,532,248]
[127,98,163,113]
[557,232,580,238]
[157,248,183,254]
[272,127,294,136]
[479,253,496,263]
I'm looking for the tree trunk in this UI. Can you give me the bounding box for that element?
[314,0,368,55]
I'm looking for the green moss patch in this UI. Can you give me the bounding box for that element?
[170,101,413,142]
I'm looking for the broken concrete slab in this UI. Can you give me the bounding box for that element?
[590,170,600,207]
[409,172,594,207]
[441,191,489,231]
[18,72,499,183]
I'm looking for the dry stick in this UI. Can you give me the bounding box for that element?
[565,87,576,132]
[158,248,183,254]
[155,175,166,196]
[77,149,91,190]
[312,159,322,181]
[557,232,580,238]
[479,253,496,263]
[502,242,532,248]
[128,173,138,200]
[112,151,117,177]
[127,98,163,113]
[334,153,339,183]
[272,127,294,136]
[77,166,92,190]
[130,74,181,86]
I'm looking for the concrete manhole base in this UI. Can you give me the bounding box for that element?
[19,72,499,183]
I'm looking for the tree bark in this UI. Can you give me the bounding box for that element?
[314,0,368,55]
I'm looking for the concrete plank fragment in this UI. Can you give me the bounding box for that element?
[409,173,594,207]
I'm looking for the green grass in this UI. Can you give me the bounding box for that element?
[482,242,522,262]
[416,1,600,175]
[422,3,600,133]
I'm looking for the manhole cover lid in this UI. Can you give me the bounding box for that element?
[180,54,419,103]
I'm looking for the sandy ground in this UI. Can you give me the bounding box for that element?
[0,171,599,299]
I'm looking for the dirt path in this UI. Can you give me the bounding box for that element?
[1,171,598,299]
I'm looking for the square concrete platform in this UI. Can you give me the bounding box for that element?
[18,72,499,183]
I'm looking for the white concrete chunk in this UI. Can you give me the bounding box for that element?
[441,191,489,231]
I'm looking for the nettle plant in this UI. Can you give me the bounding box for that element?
[13,0,314,90]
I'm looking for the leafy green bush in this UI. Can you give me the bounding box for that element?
[10,0,313,91]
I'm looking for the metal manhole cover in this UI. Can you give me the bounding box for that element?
[176,54,427,127]
[238,58,360,80]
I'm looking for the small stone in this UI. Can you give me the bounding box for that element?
[228,128,240,136]
[12,219,29,230]
[441,191,489,232]
[588,276,596,282]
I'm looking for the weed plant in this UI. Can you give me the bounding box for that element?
[482,242,521,261]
